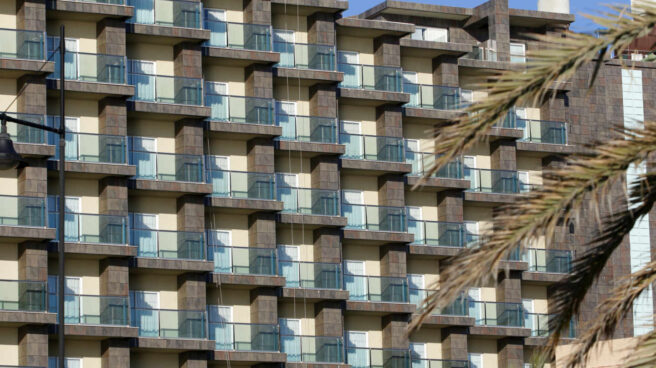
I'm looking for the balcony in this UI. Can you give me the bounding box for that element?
[464,168,531,204]
[276,114,343,155]
[409,290,473,326]
[525,313,549,337]
[408,220,477,250]
[346,347,410,368]
[411,359,470,368]
[459,45,522,72]
[278,261,346,300]
[209,320,279,352]
[277,187,344,227]
[46,0,133,18]
[4,113,49,153]
[208,242,283,288]
[403,83,471,122]
[281,335,344,364]
[48,212,131,256]
[126,0,208,42]
[205,92,275,129]
[342,204,412,244]
[0,195,52,240]
[130,228,211,272]
[516,119,573,155]
[48,50,132,97]
[468,301,529,336]
[128,73,208,117]
[203,18,276,65]
[524,248,571,273]
[131,308,209,348]
[345,275,408,303]
[341,133,410,174]
[405,151,469,190]
[0,280,51,325]
[274,42,340,83]
[0,28,51,77]
[47,292,134,336]
[337,63,408,105]
[130,150,210,195]
[206,169,281,212]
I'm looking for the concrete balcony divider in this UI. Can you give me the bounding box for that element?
[281,335,344,363]
[131,308,206,339]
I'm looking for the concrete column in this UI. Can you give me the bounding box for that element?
[498,337,524,368]
[313,228,341,263]
[490,140,517,171]
[309,84,337,118]
[378,174,405,208]
[99,177,128,216]
[248,213,276,248]
[437,191,463,223]
[247,138,275,173]
[17,163,47,198]
[315,301,343,337]
[18,242,47,282]
[311,156,339,191]
[178,273,207,310]
[496,270,522,303]
[174,43,203,79]
[18,325,48,368]
[376,105,403,138]
[16,0,45,31]
[175,120,204,156]
[99,97,128,136]
[441,326,468,361]
[243,0,271,25]
[100,258,130,296]
[97,18,126,55]
[17,76,46,115]
[177,195,205,233]
[250,287,277,324]
[308,12,335,45]
[245,65,273,99]
[481,0,510,62]
[432,55,459,87]
[380,244,406,278]
[101,339,130,368]
[382,315,409,349]
[374,35,401,67]
[179,352,207,368]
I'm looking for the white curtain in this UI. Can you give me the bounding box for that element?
[344,261,366,301]
[280,319,301,362]
[278,246,300,288]
[209,305,234,350]
[132,291,159,337]
[132,213,158,257]
[346,331,369,368]
[133,0,155,24]
[209,230,232,273]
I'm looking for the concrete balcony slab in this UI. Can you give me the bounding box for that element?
[276,141,345,157]
[0,59,54,78]
[208,121,282,140]
[210,273,286,288]
[406,176,470,192]
[131,258,214,274]
[203,47,280,67]
[338,88,409,107]
[341,159,412,176]
[342,229,413,245]
[281,288,349,301]
[206,197,284,214]
[47,0,133,19]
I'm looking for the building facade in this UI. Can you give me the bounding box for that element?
[0,0,650,367]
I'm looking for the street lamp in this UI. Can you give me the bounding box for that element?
[0,25,67,368]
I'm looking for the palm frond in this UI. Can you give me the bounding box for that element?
[411,126,656,335]
[424,1,656,181]
[627,328,656,367]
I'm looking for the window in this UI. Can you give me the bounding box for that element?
[402,71,417,84]
[406,206,422,221]
[206,81,228,95]
[130,60,156,75]
[338,51,359,65]
[411,27,448,42]
[469,353,483,368]
[206,9,225,22]
[342,190,364,205]
[518,171,530,192]
[510,42,526,63]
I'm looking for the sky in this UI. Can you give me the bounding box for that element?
[343,0,632,33]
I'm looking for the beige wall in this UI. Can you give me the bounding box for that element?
[338,105,376,135]
[275,157,312,187]
[129,196,178,230]
[405,192,438,221]
[206,213,250,246]
[48,178,99,213]
[469,338,498,368]
[130,274,178,309]
[337,36,374,64]
[342,175,378,205]
[204,0,244,22]
[0,169,18,196]
[126,43,174,75]
[401,56,433,85]
[279,301,316,334]
[131,352,180,368]
[273,85,311,115]
[403,123,435,152]
[127,119,176,153]
[46,20,98,53]
[344,315,383,348]
[207,287,251,322]
[410,327,442,359]
[0,244,18,279]
[0,79,17,114]
[555,337,637,367]
[522,285,548,314]
[0,3,17,28]
[343,244,380,277]
[204,65,246,95]
[272,14,308,43]
[208,139,248,171]
[48,258,100,294]
[0,327,18,366]
[407,258,440,287]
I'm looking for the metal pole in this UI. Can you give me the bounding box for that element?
[58,24,66,368]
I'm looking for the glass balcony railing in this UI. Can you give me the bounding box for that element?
[128,73,203,105]
[277,187,340,216]
[0,280,47,312]
[274,42,336,71]
[0,195,47,227]
[205,93,274,125]
[209,320,279,352]
[65,0,125,4]
[344,275,408,303]
[130,229,205,260]
[342,204,407,232]
[49,51,126,84]
[47,293,128,325]
[465,168,528,194]
[204,18,272,51]
[206,169,275,200]
[131,308,206,339]
[130,151,204,183]
[409,289,470,317]
[48,212,128,244]
[346,347,410,368]
[411,359,470,368]
[469,301,524,327]
[4,113,47,145]
[525,313,549,337]
[523,248,572,274]
[127,0,202,29]
[518,119,568,145]
[281,335,344,363]
[462,46,497,61]
[340,133,405,163]
[495,109,522,129]
[408,220,477,248]
[338,63,403,92]
[278,261,342,289]
[276,114,338,143]
[0,28,45,60]
[208,243,277,275]
[46,130,126,166]
[403,84,471,110]
[405,150,463,179]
